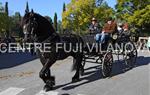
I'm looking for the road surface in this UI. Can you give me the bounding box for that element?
[0,52,149,95]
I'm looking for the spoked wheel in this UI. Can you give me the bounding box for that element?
[102,51,113,78]
[124,41,138,69]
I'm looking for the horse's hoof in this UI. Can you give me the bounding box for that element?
[50,76,55,85]
[43,85,53,92]
[46,76,55,86]
[72,78,80,83]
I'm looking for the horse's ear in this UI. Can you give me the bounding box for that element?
[31,9,34,13]
[30,9,34,16]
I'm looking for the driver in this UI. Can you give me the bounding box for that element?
[89,17,100,34]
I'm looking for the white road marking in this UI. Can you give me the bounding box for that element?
[0,87,25,95]
[36,90,58,95]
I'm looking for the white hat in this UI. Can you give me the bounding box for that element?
[92,17,97,21]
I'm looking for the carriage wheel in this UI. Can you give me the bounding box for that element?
[124,41,137,68]
[102,51,113,77]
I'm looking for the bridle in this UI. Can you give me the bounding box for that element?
[23,13,59,43]
[23,16,38,42]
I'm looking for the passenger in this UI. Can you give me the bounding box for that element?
[117,23,124,33]
[123,22,129,32]
[96,17,117,43]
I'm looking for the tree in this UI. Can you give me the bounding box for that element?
[57,20,63,33]
[62,0,95,33]
[116,0,150,16]
[116,0,150,35]
[0,13,11,37]
[0,2,11,37]
[62,0,114,34]
[0,3,4,34]
[124,5,150,33]
[5,2,8,16]
[96,0,104,6]
[0,2,4,12]
[4,2,10,37]
[63,3,66,12]
[25,2,29,13]
[54,12,58,31]
[11,12,23,37]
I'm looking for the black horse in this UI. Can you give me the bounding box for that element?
[22,10,84,91]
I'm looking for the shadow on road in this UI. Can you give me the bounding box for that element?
[55,56,150,91]
[54,65,102,90]
[136,56,150,66]
[111,56,150,77]
[62,68,102,90]
[0,52,37,69]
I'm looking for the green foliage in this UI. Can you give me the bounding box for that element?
[11,12,23,37]
[0,3,4,12]
[63,3,66,12]
[0,2,23,38]
[0,2,10,34]
[0,13,11,33]
[116,0,150,36]
[57,20,63,33]
[62,0,114,34]
[54,12,58,31]
[126,5,150,27]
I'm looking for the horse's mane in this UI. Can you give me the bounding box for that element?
[33,13,55,34]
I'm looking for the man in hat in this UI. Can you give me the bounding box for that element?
[89,17,100,34]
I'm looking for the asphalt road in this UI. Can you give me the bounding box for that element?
[0,52,149,95]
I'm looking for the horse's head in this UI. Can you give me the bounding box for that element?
[22,10,38,42]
